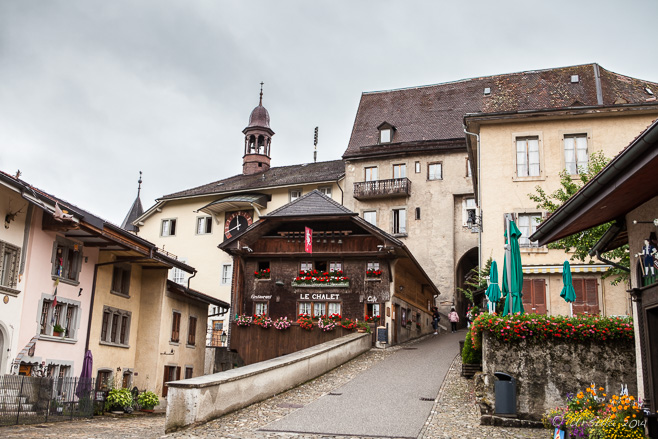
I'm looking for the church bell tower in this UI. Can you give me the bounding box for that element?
[242,83,274,175]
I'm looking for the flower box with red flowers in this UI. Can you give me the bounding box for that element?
[291,269,350,287]
[365,315,380,324]
[366,268,382,279]
[254,268,271,280]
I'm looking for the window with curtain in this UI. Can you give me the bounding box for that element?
[517,213,542,247]
[516,136,540,177]
[564,134,588,174]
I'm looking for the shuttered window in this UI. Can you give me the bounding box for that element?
[572,278,600,315]
[521,278,547,314]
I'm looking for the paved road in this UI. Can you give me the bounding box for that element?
[259,331,462,438]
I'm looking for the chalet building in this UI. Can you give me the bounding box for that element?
[0,170,225,405]
[463,63,658,317]
[219,190,439,362]
[132,89,345,344]
[529,119,658,437]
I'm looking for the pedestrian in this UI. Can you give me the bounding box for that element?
[448,307,459,333]
[431,306,440,334]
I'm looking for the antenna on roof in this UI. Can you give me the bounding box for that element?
[313,126,319,163]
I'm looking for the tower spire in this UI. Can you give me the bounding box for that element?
[259,81,264,106]
[137,171,142,197]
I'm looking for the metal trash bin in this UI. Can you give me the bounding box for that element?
[494,372,516,415]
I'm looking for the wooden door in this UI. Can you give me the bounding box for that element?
[572,278,600,315]
[522,278,547,314]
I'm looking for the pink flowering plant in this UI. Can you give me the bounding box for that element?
[318,317,337,332]
[236,314,253,327]
[292,269,350,286]
[253,314,272,328]
[469,313,634,349]
[273,316,292,330]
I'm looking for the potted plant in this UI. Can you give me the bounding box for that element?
[105,388,134,413]
[236,314,253,327]
[137,391,159,412]
[356,321,370,333]
[297,313,314,331]
[53,324,66,337]
[461,329,482,378]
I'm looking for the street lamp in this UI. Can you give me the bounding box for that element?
[220,332,228,347]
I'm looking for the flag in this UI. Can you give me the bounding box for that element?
[305,227,313,254]
[51,280,59,324]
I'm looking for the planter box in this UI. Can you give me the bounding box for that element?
[462,363,482,378]
[291,281,350,288]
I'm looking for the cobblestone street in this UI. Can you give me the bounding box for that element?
[1,340,548,438]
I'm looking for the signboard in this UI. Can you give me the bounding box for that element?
[377,326,388,343]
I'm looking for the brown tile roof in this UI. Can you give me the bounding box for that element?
[161,159,345,200]
[344,63,658,159]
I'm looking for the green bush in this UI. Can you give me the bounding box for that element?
[105,388,133,411]
[461,329,482,364]
[137,391,160,410]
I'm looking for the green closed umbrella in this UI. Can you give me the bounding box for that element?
[501,218,524,316]
[485,260,502,312]
[560,260,576,303]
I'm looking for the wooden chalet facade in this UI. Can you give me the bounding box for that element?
[219,190,438,365]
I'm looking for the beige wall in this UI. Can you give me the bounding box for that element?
[344,151,477,300]
[478,113,657,316]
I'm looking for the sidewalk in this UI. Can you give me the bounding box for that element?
[1,331,548,438]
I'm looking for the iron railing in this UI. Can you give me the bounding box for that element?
[353,178,411,200]
[0,375,97,426]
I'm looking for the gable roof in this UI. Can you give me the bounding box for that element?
[161,159,345,200]
[344,63,658,159]
[265,189,356,218]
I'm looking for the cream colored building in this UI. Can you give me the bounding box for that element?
[133,95,345,342]
[464,63,658,316]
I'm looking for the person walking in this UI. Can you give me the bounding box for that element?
[448,307,459,333]
[431,306,440,334]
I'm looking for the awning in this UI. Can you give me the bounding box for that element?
[521,264,612,274]
[198,194,269,218]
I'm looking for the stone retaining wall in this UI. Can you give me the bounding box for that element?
[165,332,371,432]
[475,332,636,421]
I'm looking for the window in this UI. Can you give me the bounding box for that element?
[96,370,112,391]
[111,264,131,297]
[51,238,83,283]
[329,261,342,272]
[300,261,313,272]
[319,186,332,197]
[415,161,421,173]
[100,306,131,346]
[517,213,542,247]
[363,211,377,226]
[298,302,311,315]
[258,261,270,272]
[196,216,212,235]
[564,134,588,175]
[366,303,380,319]
[313,302,326,317]
[463,198,477,227]
[290,189,302,202]
[516,136,540,177]
[221,264,232,285]
[364,167,378,181]
[415,207,421,220]
[572,278,600,315]
[393,208,406,235]
[162,366,180,397]
[393,164,406,179]
[39,297,80,339]
[185,367,193,379]
[380,128,391,143]
[0,241,20,292]
[328,303,341,316]
[170,258,188,285]
[466,158,472,178]
[171,311,181,343]
[254,302,268,315]
[367,261,380,271]
[428,163,442,180]
[161,219,177,237]
[187,316,197,346]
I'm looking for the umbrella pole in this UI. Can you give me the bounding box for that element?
[505,214,513,316]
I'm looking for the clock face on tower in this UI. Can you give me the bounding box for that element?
[224,211,253,239]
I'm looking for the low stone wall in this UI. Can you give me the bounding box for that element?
[165,332,371,432]
[475,332,636,421]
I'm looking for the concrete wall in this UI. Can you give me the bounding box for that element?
[165,332,371,432]
[475,331,637,421]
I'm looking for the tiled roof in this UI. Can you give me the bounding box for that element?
[265,189,356,217]
[162,159,345,200]
[344,63,658,158]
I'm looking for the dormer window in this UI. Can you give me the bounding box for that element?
[377,122,395,144]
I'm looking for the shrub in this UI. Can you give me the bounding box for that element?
[137,391,159,410]
[461,329,482,365]
[105,388,133,412]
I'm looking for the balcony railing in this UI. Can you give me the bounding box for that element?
[353,178,411,200]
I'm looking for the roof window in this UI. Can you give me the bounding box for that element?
[377,122,395,144]
[483,87,491,95]
[571,75,579,83]
[646,87,654,96]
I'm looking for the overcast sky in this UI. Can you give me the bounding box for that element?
[2,0,657,225]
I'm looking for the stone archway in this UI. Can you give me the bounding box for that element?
[454,247,479,326]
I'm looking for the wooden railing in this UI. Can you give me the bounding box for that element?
[353,178,411,200]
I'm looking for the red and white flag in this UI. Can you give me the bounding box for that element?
[305,227,313,254]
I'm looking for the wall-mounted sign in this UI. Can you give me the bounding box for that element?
[299,293,340,301]
[366,296,379,303]
[250,294,272,301]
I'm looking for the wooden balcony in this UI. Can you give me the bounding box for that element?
[353,178,411,200]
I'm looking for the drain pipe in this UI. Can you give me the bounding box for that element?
[588,220,630,274]
[187,270,197,290]
[464,128,482,271]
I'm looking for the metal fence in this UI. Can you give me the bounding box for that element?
[0,375,97,426]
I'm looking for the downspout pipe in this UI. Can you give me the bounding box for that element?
[588,220,631,274]
[187,270,197,290]
[464,128,482,271]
